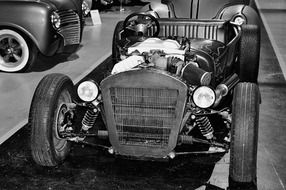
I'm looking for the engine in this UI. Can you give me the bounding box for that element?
[112,36,226,86]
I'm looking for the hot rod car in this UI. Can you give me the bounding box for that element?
[29,2,260,185]
[0,0,88,72]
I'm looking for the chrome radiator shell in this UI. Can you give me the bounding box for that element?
[101,69,188,158]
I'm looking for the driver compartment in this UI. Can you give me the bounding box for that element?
[117,18,240,84]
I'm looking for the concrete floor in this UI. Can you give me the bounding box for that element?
[0,10,132,144]
[0,2,286,190]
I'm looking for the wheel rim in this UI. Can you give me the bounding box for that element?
[54,89,72,156]
[0,30,29,72]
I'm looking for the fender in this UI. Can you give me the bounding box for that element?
[217,5,260,25]
[0,0,83,56]
[140,0,257,21]
[0,2,60,56]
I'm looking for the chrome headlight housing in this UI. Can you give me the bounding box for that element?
[233,15,246,25]
[82,0,91,17]
[77,80,99,102]
[51,11,61,29]
[192,86,216,108]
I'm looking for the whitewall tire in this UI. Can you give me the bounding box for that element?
[0,29,37,72]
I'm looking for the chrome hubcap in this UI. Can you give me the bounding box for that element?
[0,36,23,65]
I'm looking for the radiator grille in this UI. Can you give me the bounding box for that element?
[110,87,178,148]
[57,10,81,45]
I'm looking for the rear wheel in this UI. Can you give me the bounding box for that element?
[236,25,260,83]
[0,29,37,72]
[230,82,260,183]
[30,73,74,166]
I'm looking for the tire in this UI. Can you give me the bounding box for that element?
[0,29,37,72]
[229,82,260,183]
[112,21,124,65]
[236,25,260,83]
[30,73,74,166]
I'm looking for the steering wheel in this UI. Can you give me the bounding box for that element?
[123,12,160,37]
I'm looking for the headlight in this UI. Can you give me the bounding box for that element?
[51,11,61,29]
[77,81,99,102]
[82,0,91,17]
[192,86,216,108]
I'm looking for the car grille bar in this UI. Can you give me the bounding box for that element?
[57,10,81,45]
[101,69,188,158]
[110,87,177,148]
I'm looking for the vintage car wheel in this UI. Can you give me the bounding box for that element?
[30,73,74,166]
[237,25,260,83]
[0,29,37,72]
[112,21,124,64]
[230,82,259,183]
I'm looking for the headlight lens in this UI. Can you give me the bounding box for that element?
[77,81,99,102]
[82,0,91,17]
[51,12,61,29]
[192,86,216,108]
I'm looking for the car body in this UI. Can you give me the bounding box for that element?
[141,0,259,25]
[29,1,261,186]
[0,0,88,72]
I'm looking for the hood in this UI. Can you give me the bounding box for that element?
[42,0,82,12]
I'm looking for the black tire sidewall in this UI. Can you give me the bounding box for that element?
[49,77,73,163]
[230,82,259,183]
[236,24,261,83]
[20,39,38,72]
[30,73,74,166]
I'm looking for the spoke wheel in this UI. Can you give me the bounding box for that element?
[53,97,71,158]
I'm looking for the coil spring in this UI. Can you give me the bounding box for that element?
[196,116,214,139]
[81,109,98,131]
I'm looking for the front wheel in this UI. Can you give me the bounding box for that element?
[30,73,74,166]
[0,29,37,72]
[236,25,260,83]
[229,82,260,183]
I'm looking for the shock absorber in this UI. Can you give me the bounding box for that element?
[196,114,214,139]
[81,108,99,132]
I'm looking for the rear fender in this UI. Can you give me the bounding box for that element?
[216,5,260,25]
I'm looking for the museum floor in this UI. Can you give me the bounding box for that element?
[0,1,285,189]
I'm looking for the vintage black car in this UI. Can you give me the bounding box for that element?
[0,0,88,72]
[29,2,260,185]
